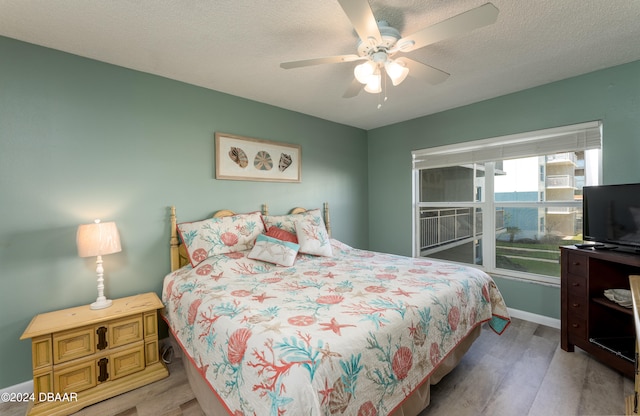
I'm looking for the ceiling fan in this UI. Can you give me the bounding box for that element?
[280,0,499,98]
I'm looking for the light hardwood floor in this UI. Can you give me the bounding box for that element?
[1,318,633,416]
[422,318,633,416]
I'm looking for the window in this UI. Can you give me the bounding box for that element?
[412,121,602,284]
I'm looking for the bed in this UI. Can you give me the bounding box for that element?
[161,204,510,416]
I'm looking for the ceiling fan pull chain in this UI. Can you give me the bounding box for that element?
[378,72,390,109]
[377,76,384,109]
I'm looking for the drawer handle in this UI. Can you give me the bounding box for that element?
[571,282,580,287]
[97,326,108,350]
[572,323,580,328]
[98,357,109,382]
[572,262,581,266]
[572,303,580,308]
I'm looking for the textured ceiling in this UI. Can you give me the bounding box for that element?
[1,0,639,130]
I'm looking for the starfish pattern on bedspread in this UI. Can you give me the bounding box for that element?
[162,239,510,416]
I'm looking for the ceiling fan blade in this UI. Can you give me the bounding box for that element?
[337,0,382,44]
[397,3,499,52]
[280,54,363,69]
[343,79,363,98]
[402,58,450,85]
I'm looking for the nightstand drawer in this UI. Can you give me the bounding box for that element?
[144,311,158,338]
[53,326,96,364]
[33,372,52,403]
[111,343,145,380]
[145,339,160,365]
[109,315,143,348]
[21,293,168,416]
[54,358,97,394]
[32,335,52,370]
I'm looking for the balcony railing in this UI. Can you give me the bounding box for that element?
[546,153,577,164]
[420,208,505,250]
[547,207,576,214]
[546,175,575,188]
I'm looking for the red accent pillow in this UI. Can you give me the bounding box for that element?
[265,226,298,244]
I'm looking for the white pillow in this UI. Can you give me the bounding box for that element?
[248,234,300,267]
[295,219,332,257]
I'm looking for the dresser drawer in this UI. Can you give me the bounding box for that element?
[566,252,587,275]
[567,274,587,297]
[567,316,587,341]
[567,297,588,318]
[109,315,143,349]
[53,326,95,364]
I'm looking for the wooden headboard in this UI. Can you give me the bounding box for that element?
[169,202,331,271]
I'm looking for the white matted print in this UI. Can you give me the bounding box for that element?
[215,132,301,182]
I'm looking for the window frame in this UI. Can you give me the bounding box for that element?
[412,121,602,285]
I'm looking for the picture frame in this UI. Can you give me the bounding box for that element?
[215,132,301,182]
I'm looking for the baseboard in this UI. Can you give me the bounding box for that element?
[508,307,560,329]
[0,379,33,396]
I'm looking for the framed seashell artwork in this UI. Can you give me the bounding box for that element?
[215,132,301,182]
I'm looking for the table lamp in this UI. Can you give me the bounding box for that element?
[76,219,122,309]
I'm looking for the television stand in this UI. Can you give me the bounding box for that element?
[575,243,604,249]
[592,245,618,250]
[561,245,640,378]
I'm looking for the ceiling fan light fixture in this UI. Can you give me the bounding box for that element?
[385,59,409,86]
[281,2,500,99]
[354,61,376,84]
[363,71,381,93]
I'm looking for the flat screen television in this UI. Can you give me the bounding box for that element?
[583,183,640,251]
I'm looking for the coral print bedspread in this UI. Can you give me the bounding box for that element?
[162,239,510,416]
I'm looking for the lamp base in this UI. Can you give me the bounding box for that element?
[90,298,113,310]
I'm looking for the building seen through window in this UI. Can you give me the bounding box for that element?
[413,122,601,284]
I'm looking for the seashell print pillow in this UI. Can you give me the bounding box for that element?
[177,212,265,267]
[262,209,324,236]
[295,218,333,257]
[248,234,300,267]
[190,250,273,277]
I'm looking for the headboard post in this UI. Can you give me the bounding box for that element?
[170,206,180,272]
[324,202,331,237]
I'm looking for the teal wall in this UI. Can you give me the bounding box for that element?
[0,36,368,389]
[368,60,640,320]
[2,32,639,390]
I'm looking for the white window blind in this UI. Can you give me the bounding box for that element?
[412,121,601,170]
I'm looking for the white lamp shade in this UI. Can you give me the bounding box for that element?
[354,61,376,84]
[77,220,122,258]
[385,60,409,86]
[364,72,382,93]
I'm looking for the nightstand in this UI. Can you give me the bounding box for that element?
[20,292,169,416]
